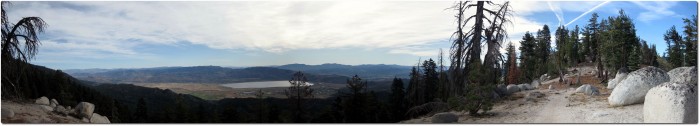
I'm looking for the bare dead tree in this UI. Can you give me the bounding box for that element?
[1,2,47,99]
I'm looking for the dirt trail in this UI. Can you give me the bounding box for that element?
[402,66,644,123]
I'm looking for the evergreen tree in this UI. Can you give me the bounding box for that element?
[406,65,424,107]
[134,97,148,123]
[389,77,406,122]
[665,26,684,68]
[683,15,698,66]
[285,71,314,123]
[519,32,538,80]
[535,25,552,76]
[422,59,438,102]
[505,42,520,84]
[341,75,369,123]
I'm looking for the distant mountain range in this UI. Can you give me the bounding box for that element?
[274,63,412,79]
[65,64,413,84]
[67,66,347,84]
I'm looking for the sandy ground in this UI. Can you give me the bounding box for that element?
[1,101,83,123]
[403,66,644,123]
[134,83,345,100]
[402,88,643,123]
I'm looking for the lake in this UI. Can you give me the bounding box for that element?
[221,81,314,88]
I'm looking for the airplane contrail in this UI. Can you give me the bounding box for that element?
[565,1,611,27]
[548,1,564,26]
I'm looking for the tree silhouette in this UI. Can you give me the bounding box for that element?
[448,1,512,116]
[285,71,314,123]
[1,1,48,99]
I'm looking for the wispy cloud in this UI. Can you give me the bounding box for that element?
[632,1,681,23]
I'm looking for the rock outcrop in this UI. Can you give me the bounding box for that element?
[576,84,600,96]
[35,97,50,105]
[643,82,698,123]
[431,112,458,123]
[531,80,540,88]
[667,66,697,85]
[608,66,670,106]
[506,84,520,94]
[89,113,110,123]
[496,84,508,96]
[75,102,95,119]
[607,68,629,89]
[49,99,58,108]
[518,84,532,90]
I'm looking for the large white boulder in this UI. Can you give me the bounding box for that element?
[609,66,670,106]
[75,102,95,119]
[531,80,541,88]
[607,68,630,89]
[643,82,698,123]
[35,96,50,105]
[517,84,531,90]
[90,113,111,123]
[506,84,520,94]
[667,66,697,85]
[576,84,600,96]
[431,112,458,123]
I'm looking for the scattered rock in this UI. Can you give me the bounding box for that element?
[643,82,698,123]
[607,68,630,89]
[89,113,111,123]
[38,105,54,111]
[50,99,59,108]
[35,96,50,105]
[609,66,670,106]
[540,74,550,82]
[75,102,95,119]
[431,112,458,123]
[507,84,520,94]
[525,91,544,101]
[667,66,697,85]
[55,106,68,115]
[2,108,14,118]
[548,85,553,90]
[496,84,508,96]
[531,80,541,88]
[576,84,600,96]
[518,84,532,90]
[82,117,89,123]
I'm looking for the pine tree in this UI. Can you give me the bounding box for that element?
[134,97,148,123]
[285,71,314,123]
[341,75,369,123]
[536,25,552,76]
[519,32,538,80]
[665,26,684,68]
[422,59,438,102]
[683,15,698,66]
[505,42,520,84]
[389,77,406,122]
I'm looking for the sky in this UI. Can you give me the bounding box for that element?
[4,1,697,69]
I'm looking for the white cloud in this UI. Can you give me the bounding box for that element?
[5,1,565,60]
[632,1,681,23]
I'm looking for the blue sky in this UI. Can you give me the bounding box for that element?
[4,1,697,69]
